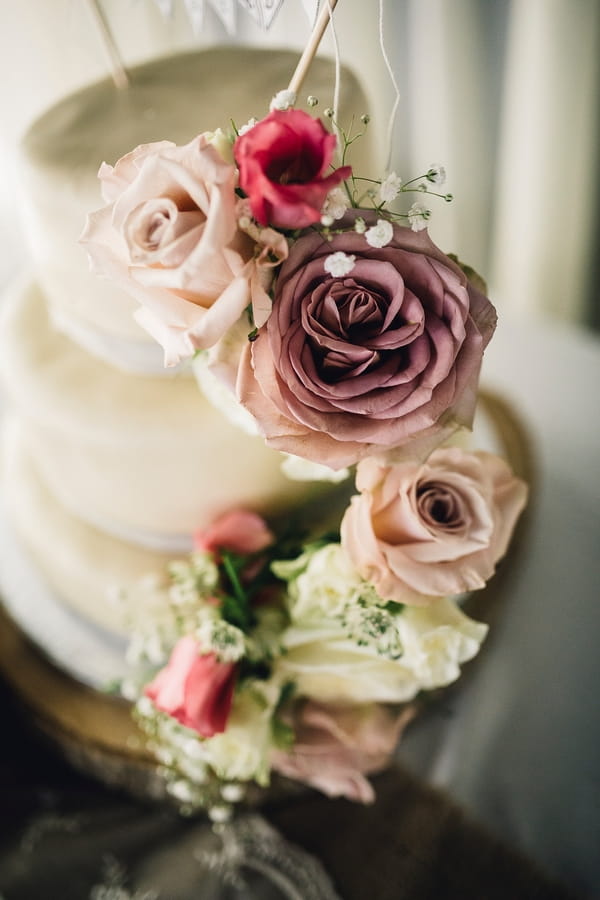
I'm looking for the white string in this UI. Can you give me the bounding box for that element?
[325,0,342,152]
[379,0,401,172]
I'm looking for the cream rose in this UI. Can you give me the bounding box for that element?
[81,136,260,365]
[276,598,487,704]
[341,449,527,604]
[199,681,279,785]
[273,543,371,622]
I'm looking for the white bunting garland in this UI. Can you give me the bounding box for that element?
[154,0,320,33]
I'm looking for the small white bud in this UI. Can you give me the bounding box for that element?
[270,89,296,111]
[307,95,319,107]
[238,117,257,136]
[426,164,446,186]
[320,214,334,227]
[221,783,246,803]
[408,203,431,231]
[321,186,348,221]
[379,172,403,204]
[324,251,356,277]
[365,218,394,248]
[209,804,233,824]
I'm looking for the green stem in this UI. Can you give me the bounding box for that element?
[221,553,247,608]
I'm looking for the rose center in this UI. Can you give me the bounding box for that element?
[417,483,464,531]
[145,210,173,250]
[308,283,409,381]
[266,148,320,185]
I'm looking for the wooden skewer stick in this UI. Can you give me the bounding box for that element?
[287,0,340,97]
[86,0,130,90]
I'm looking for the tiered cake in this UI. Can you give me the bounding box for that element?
[0,42,526,813]
[0,47,369,647]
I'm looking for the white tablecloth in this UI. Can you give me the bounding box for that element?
[399,312,600,896]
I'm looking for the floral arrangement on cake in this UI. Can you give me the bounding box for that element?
[82,91,527,820]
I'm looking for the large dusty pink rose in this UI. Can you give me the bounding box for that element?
[341,448,527,603]
[237,214,497,468]
[145,636,236,737]
[81,136,268,365]
[271,701,414,803]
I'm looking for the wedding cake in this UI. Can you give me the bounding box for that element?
[0,38,526,816]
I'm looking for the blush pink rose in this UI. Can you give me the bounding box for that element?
[145,636,236,737]
[271,701,414,803]
[234,110,351,229]
[194,509,275,555]
[236,214,497,468]
[81,136,266,365]
[341,448,527,603]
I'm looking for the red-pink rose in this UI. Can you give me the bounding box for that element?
[194,509,275,555]
[237,215,497,469]
[341,449,527,603]
[145,636,236,737]
[271,701,414,803]
[234,110,351,229]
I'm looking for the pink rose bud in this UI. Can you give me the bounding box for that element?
[145,636,236,737]
[194,509,275,555]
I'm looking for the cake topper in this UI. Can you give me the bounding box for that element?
[154,0,321,34]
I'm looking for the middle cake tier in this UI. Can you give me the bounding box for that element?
[0,277,325,551]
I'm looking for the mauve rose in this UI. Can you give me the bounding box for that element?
[271,701,414,803]
[81,136,264,365]
[145,636,236,737]
[234,109,351,229]
[194,509,275,555]
[341,448,527,603]
[237,214,497,468]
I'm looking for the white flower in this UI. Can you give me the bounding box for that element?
[407,202,431,232]
[238,117,258,136]
[209,805,233,824]
[195,619,246,663]
[354,217,367,234]
[321,186,349,221]
[204,127,234,164]
[379,172,402,204]
[200,682,280,785]
[281,454,350,483]
[324,251,356,277]
[270,89,297,111]
[365,218,394,248]
[276,543,368,623]
[221,783,246,803]
[276,597,486,704]
[341,602,403,660]
[426,163,446,186]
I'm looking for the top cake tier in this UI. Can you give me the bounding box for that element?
[18,47,372,374]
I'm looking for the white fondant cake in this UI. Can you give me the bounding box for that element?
[0,47,369,659]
